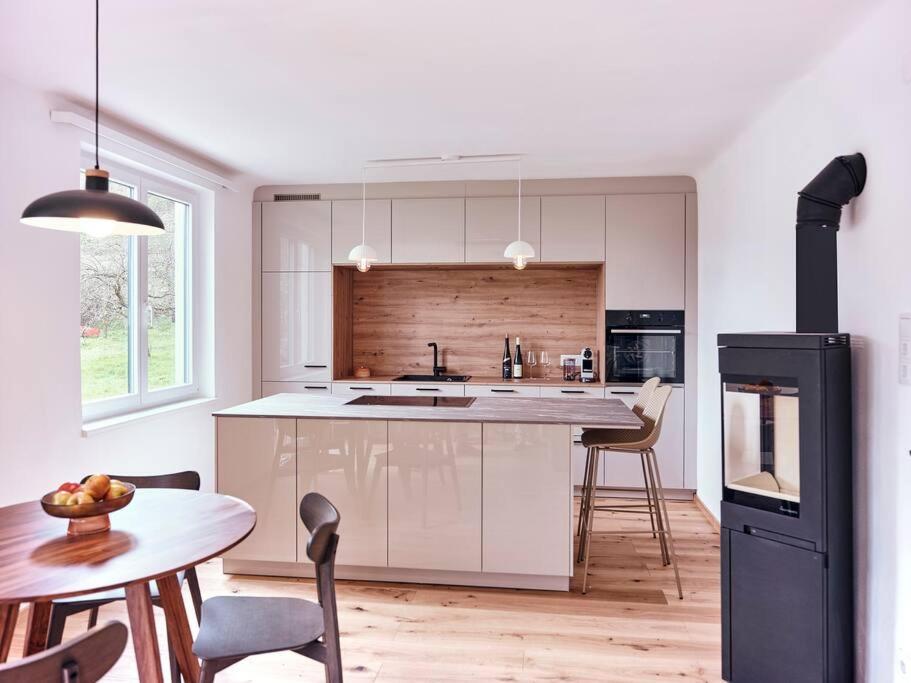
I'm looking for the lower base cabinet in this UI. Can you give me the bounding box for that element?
[387,421,482,571]
[217,417,297,563]
[297,419,388,567]
[483,424,571,576]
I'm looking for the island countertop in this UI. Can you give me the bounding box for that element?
[214,393,642,429]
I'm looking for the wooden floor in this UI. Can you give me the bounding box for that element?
[6,499,721,681]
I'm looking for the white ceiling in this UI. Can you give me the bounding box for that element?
[1,1,878,185]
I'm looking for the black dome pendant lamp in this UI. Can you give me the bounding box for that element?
[20,0,164,237]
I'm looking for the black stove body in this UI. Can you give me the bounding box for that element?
[718,333,852,682]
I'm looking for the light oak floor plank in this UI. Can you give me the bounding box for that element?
[4,499,721,682]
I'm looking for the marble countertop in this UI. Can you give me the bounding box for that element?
[214,393,643,429]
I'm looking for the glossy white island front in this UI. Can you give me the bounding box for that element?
[214,393,640,590]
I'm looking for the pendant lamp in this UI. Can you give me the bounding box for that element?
[504,158,534,270]
[20,0,165,237]
[348,167,378,272]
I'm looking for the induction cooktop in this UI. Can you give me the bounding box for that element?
[345,395,476,408]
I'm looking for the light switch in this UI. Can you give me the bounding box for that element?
[900,315,911,385]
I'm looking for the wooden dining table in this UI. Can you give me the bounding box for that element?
[0,489,255,682]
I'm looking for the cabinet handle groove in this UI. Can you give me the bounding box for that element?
[304,364,328,368]
[609,390,635,395]
[304,386,328,390]
[561,390,585,394]
[490,389,516,393]
[351,386,373,390]
[415,387,441,392]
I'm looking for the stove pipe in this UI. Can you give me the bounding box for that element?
[795,153,866,333]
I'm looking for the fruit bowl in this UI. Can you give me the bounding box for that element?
[40,483,136,536]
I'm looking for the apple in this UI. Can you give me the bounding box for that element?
[68,491,95,505]
[57,482,80,494]
[50,491,71,505]
[104,483,129,500]
[82,474,111,500]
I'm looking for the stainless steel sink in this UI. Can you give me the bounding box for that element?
[392,374,471,382]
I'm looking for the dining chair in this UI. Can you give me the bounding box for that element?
[0,621,127,683]
[46,471,204,682]
[193,492,343,683]
[577,376,661,539]
[577,385,683,598]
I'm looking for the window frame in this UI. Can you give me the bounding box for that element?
[80,155,203,422]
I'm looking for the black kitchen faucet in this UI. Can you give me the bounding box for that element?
[428,342,447,376]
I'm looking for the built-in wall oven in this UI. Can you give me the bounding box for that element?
[605,310,684,384]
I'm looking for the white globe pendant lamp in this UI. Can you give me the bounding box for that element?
[348,167,378,272]
[504,158,534,269]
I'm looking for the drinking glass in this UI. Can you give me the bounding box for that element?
[540,351,551,379]
[526,350,536,379]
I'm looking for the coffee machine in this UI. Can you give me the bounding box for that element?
[580,347,595,382]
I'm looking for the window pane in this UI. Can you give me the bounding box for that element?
[147,192,190,391]
[79,174,136,403]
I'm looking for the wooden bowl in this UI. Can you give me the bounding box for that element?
[40,483,136,536]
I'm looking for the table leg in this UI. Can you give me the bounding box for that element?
[23,601,51,656]
[0,603,19,663]
[158,573,201,682]
[125,582,163,683]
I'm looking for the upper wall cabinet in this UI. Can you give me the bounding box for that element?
[604,194,685,309]
[391,198,465,264]
[331,199,392,265]
[465,197,541,264]
[262,201,332,272]
[540,196,605,262]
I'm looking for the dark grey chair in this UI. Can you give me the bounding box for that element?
[193,492,342,683]
[0,621,127,683]
[47,471,204,682]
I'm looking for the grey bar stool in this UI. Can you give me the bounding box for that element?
[576,377,661,541]
[578,385,682,598]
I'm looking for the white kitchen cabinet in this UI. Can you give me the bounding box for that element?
[262,272,332,381]
[387,421,482,571]
[540,385,605,399]
[604,194,685,309]
[297,420,388,567]
[217,417,297,563]
[540,195,605,262]
[465,197,540,264]
[389,383,466,397]
[331,382,393,397]
[391,198,465,263]
[331,199,392,265]
[262,381,331,397]
[262,201,332,272]
[483,423,571,576]
[465,384,541,398]
[600,385,685,489]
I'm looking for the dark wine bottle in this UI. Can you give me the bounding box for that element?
[502,336,512,379]
[513,336,523,379]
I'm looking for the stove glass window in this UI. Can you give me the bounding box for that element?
[723,378,800,514]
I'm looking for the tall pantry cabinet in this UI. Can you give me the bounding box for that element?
[258,201,333,395]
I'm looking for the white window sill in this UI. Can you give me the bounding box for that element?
[82,397,217,437]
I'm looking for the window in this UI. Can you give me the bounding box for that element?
[80,157,200,421]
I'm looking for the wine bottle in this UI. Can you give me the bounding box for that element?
[513,336,523,379]
[501,336,512,379]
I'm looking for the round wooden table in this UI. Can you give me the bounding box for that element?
[0,489,255,683]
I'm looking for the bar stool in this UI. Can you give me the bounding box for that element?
[576,377,661,541]
[577,385,682,598]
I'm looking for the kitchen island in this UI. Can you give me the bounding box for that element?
[214,393,641,590]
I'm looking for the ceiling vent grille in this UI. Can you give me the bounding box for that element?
[274,193,321,201]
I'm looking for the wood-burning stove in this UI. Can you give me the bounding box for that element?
[719,332,852,682]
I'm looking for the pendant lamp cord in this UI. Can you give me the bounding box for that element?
[94,0,100,169]
[517,157,522,241]
[361,166,367,245]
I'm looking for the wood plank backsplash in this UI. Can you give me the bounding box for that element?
[341,266,601,377]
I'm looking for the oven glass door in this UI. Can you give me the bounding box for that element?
[606,330,683,383]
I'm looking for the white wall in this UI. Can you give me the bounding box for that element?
[695,0,911,679]
[0,74,255,500]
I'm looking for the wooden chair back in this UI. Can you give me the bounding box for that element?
[81,471,201,491]
[0,621,127,683]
